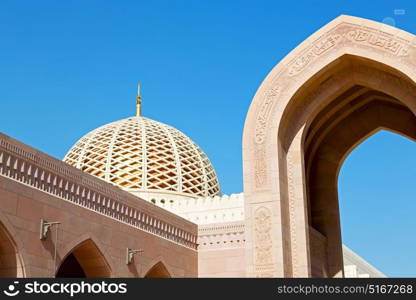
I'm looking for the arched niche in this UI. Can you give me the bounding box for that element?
[0,222,25,277]
[144,262,172,278]
[56,238,111,278]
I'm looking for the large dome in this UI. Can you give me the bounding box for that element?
[63,115,221,202]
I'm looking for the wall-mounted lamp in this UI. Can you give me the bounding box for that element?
[39,219,60,240]
[126,248,144,265]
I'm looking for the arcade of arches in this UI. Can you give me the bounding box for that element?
[55,240,171,278]
[54,239,171,278]
[0,218,173,278]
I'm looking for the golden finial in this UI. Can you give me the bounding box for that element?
[136,82,142,116]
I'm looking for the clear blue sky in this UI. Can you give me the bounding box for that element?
[1,0,415,277]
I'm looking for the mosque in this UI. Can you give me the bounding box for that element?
[2,14,413,277]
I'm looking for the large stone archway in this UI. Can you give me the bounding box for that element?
[242,15,416,277]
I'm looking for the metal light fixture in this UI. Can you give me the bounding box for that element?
[126,248,144,265]
[39,219,60,240]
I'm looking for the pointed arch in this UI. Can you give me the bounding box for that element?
[143,257,172,278]
[302,91,416,277]
[56,234,113,278]
[243,15,416,277]
[0,223,25,277]
[0,210,27,277]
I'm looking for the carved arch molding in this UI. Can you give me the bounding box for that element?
[243,15,416,277]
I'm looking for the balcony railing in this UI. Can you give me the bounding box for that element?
[0,133,198,250]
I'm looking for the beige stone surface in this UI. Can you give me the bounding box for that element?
[198,221,246,277]
[242,15,416,277]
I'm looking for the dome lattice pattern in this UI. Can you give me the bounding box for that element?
[63,116,220,198]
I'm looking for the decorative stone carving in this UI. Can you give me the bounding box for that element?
[288,34,342,76]
[254,207,273,268]
[197,221,245,250]
[286,149,299,277]
[0,135,198,250]
[345,28,409,56]
[245,16,416,278]
[253,87,281,189]
[252,21,414,189]
[288,24,410,77]
[254,147,267,188]
[255,86,281,145]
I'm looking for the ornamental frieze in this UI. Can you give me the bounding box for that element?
[254,207,273,266]
[252,22,413,189]
[345,28,409,56]
[288,34,342,76]
[254,86,281,145]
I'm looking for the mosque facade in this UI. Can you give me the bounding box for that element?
[2,14,411,277]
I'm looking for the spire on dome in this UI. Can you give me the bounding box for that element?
[136,82,142,116]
